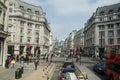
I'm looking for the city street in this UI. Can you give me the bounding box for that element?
[51,56,106,80]
[0,56,106,80]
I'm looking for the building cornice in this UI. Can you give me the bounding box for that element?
[9,15,45,23]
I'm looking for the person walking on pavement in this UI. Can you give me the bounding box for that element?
[34,59,38,70]
[79,54,81,65]
[50,54,53,62]
[11,58,15,68]
[20,56,24,73]
[46,55,49,62]
[5,58,10,68]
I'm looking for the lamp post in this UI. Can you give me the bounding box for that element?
[37,33,40,60]
[99,32,103,60]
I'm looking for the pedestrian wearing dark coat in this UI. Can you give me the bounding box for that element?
[34,59,38,70]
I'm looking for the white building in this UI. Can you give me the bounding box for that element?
[8,0,51,57]
[68,30,77,50]
[74,28,84,49]
[0,0,9,66]
[84,3,120,55]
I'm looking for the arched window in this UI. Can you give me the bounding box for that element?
[118,8,120,12]
[108,9,113,14]
[99,11,105,15]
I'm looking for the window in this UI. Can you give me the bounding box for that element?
[108,24,114,29]
[99,31,105,37]
[108,16,113,20]
[27,23,32,27]
[9,8,12,13]
[107,46,120,54]
[35,38,38,43]
[27,37,31,42]
[35,11,39,15]
[108,9,113,14]
[35,24,40,28]
[118,8,120,12]
[108,63,120,73]
[117,38,120,44]
[117,29,120,35]
[118,15,120,19]
[108,38,114,44]
[27,8,31,12]
[99,18,103,21]
[99,11,105,16]
[99,39,105,46]
[20,6,24,10]
[20,36,23,43]
[35,31,39,35]
[27,29,31,35]
[20,28,24,33]
[99,25,105,30]
[116,23,120,28]
[9,3,13,6]
[20,21,24,26]
[108,31,114,37]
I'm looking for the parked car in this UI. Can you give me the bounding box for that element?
[59,68,75,80]
[93,61,105,74]
[62,61,75,68]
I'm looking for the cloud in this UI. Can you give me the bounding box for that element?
[44,0,120,16]
[20,0,120,40]
[21,0,42,6]
[44,0,90,16]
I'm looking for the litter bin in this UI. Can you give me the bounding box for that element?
[15,68,22,79]
[20,67,23,74]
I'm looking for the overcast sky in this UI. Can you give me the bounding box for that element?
[22,0,120,40]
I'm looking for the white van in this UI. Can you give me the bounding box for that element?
[66,72,78,80]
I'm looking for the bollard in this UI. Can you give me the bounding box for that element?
[15,68,22,79]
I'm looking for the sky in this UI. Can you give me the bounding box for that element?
[21,0,120,40]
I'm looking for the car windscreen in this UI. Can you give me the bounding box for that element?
[62,69,75,73]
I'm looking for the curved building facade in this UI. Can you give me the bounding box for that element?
[0,0,9,66]
[8,0,51,58]
[84,3,120,55]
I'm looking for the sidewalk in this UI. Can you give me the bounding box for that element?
[23,62,56,80]
[0,66,8,74]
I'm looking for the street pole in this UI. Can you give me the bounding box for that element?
[101,32,102,48]
[100,32,103,60]
[37,33,40,60]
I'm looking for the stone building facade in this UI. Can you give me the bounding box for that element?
[8,0,51,57]
[0,0,9,66]
[84,3,120,55]
[74,28,84,49]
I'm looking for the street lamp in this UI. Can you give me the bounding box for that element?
[36,33,40,60]
[99,31,104,60]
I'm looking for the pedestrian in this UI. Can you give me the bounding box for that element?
[46,55,49,62]
[11,58,15,68]
[5,58,10,68]
[50,54,53,62]
[26,55,29,65]
[76,55,78,62]
[20,57,24,73]
[34,59,38,70]
[79,54,81,65]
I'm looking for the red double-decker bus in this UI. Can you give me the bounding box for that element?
[106,44,120,80]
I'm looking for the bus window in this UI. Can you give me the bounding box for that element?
[118,47,120,54]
